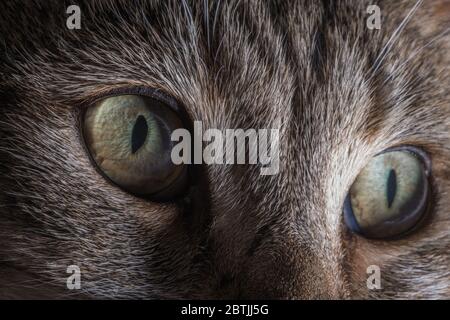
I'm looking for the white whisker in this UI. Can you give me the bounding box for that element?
[383,26,450,84]
[370,0,423,78]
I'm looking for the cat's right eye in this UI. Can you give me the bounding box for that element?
[83,94,188,201]
[343,147,431,239]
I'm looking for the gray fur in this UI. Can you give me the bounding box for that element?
[0,0,448,298]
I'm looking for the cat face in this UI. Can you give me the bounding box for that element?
[0,0,448,299]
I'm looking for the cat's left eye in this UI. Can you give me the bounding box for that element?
[343,147,431,239]
[83,94,188,200]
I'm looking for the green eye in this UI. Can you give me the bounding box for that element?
[83,94,187,200]
[343,147,431,239]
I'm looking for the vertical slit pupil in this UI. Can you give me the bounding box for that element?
[131,115,148,154]
[387,169,397,208]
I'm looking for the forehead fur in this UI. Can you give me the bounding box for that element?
[0,0,449,298]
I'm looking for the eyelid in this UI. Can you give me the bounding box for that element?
[80,86,182,113]
[377,145,432,176]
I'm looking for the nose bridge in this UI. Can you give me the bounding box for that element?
[239,215,350,299]
[205,117,348,298]
[207,147,355,298]
[209,188,345,299]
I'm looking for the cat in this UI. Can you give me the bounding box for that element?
[0,0,448,299]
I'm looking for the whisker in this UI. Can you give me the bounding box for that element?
[203,0,210,52]
[370,0,423,78]
[212,0,222,40]
[383,26,450,84]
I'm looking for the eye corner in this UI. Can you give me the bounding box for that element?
[343,194,362,235]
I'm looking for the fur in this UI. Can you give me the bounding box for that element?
[0,0,449,299]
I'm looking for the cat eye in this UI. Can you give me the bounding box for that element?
[343,147,431,239]
[83,94,188,200]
